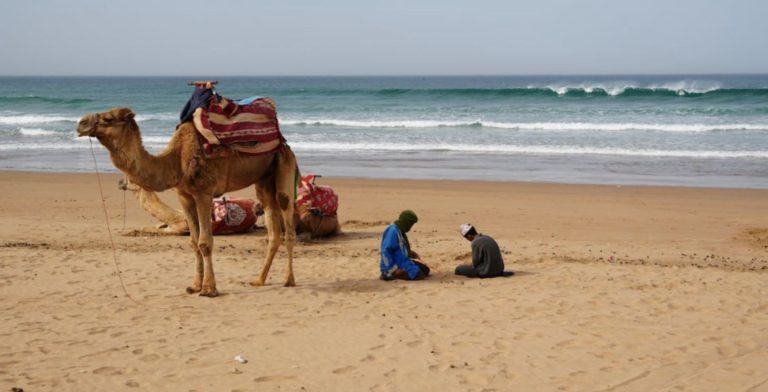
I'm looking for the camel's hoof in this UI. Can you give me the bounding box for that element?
[199,288,219,297]
[186,286,202,294]
[283,278,296,287]
[250,280,265,287]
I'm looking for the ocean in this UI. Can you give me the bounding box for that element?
[1,75,767,188]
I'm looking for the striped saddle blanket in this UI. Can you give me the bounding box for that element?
[192,96,285,155]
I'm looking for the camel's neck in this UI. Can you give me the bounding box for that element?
[103,125,181,192]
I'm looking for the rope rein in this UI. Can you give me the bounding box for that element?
[122,184,127,231]
[88,138,141,305]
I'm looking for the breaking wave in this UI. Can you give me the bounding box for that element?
[289,142,768,159]
[306,86,768,98]
[282,119,768,133]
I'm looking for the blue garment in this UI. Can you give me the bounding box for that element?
[236,96,263,105]
[379,224,421,280]
[179,87,215,123]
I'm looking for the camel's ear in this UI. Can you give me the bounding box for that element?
[115,108,135,122]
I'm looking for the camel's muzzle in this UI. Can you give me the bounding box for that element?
[76,113,99,137]
[76,126,95,137]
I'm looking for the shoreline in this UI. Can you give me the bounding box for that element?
[1,170,767,390]
[2,167,767,191]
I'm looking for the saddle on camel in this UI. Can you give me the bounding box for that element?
[180,81,286,157]
[77,80,300,296]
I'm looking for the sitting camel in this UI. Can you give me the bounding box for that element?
[77,108,298,297]
[120,178,340,239]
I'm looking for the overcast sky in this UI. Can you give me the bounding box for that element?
[1,0,767,76]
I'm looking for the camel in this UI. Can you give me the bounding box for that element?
[77,107,298,297]
[120,179,340,238]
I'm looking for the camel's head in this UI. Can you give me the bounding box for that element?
[76,107,136,139]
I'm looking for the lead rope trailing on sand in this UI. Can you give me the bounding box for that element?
[122,184,127,231]
[88,138,141,305]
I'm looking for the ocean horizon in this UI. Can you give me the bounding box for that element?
[1,75,767,188]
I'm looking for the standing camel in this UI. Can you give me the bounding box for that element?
[77,107,297,297]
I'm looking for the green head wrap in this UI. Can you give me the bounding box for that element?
[394,210,418,233]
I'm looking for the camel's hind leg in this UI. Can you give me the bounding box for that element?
[274,149,298,287]
[178,192,204,294]
[193,193,217,297]
[251,182,283,287]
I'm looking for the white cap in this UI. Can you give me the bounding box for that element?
[459,223,474,237]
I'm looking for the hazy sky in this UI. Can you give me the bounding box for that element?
[1,0,767,76]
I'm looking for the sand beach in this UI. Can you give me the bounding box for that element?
[1,170,767,391]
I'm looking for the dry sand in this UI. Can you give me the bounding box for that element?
[1,170,767,391]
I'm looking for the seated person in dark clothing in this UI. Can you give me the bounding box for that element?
[379,210,430,281]
[455,223,513,278]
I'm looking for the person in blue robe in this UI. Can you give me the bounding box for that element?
[379,210,430,281]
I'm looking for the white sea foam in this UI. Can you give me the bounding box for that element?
[533,80,724,96]
[135,113,178,122]
[141,136,172,144]
[289,141,768,159]
[647,81,722,95]
[19,128,58,136]
[481,122,768,132]
[0,113,177,126]
[0,115,79,125]
[282,119,476,128]
[281,118,768,133]
[0,143,90,151]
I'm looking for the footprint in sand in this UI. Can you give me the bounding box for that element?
[332,365,356,375]
[139,353,161,362]
[253,375,297,382]
[406,340,422,348]
[92,366,133,375]
[87,327,109,335]
[555,339,575,348]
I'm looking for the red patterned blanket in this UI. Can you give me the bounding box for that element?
[296,174,339,217]
[193,96,285,155]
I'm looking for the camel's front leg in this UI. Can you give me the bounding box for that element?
[194,194,217,297]
[178,192,204,294]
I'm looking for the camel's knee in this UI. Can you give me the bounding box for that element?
[277,192,291,211]
[283,231,296,245]
[197,241,212,257]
